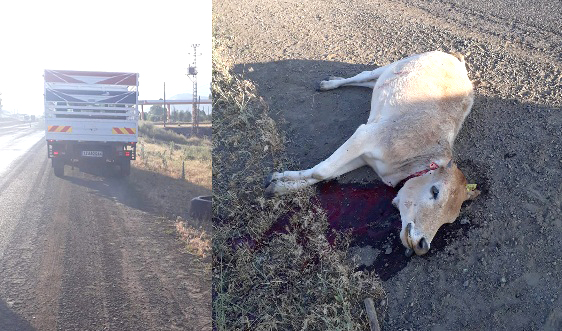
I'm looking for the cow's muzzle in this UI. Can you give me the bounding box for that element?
[404,223,430,256]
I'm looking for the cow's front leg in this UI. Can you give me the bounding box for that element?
[265,124,374,196]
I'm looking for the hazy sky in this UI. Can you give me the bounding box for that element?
[0,0,211,115]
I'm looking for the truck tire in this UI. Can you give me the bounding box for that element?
[190,196,212,220]
[119,159,131,177]
[53,158,64,177]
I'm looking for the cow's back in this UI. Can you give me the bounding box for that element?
[368,51,473,128]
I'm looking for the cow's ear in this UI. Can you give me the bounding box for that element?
[465,184,480,201]
[392,196,400,207]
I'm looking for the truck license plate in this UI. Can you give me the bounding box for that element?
[82,151,103,157]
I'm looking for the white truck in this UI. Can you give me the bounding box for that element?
[44,70,139,177]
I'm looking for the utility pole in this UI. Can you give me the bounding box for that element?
[163,82,167,127]
[187,44,200,135]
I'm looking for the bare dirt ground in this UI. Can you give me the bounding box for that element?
[214,0,561,329]
[0,140,211,331]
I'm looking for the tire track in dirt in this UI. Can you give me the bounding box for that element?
[30,155,69,330]
[53,170,200,331]
[0,142,57,329]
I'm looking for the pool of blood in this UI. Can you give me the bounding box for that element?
[316,180,411,281]
[316,180,476,280]
[228,180,473,281]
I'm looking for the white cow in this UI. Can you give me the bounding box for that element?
[265,51,480,256]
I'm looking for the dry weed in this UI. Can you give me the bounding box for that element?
[212,36,385,331]
[176,220,211,258]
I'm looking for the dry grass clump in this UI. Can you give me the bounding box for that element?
[212,39,385,330]
[176,219,211,258]
[139,121,193,144]
[135,135,211,190]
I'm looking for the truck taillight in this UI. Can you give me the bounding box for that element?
[125,151,131,157]
[54,151,59,155]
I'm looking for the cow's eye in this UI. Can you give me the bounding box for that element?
[431,186,439,199]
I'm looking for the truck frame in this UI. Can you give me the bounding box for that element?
[44,70,139,177]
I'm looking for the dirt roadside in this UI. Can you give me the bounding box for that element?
[0,141,211,331]
[213,0,561,329]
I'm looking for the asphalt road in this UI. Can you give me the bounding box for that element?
[0,120,44,174]
[0,122,210,331]
[214,0,561,329]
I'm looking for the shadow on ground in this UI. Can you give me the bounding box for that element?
[0,299,35,331]
[232,59,561,280]
[58,163,210,220]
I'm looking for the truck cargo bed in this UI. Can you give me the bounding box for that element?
[44,70,139,143]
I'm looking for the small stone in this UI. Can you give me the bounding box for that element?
[501,277,506,283]
[460,218,470,225]
[463,268,468,273]
[385,247,392,255]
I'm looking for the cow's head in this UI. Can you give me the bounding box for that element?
[392,161,480,256]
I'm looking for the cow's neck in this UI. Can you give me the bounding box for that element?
[389,148,452,188]
[394,161,439,190]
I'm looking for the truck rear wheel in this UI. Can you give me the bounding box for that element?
[119,159,131,177]
[53,158,64,177]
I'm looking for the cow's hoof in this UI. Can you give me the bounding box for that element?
[264,182,276,198]
[317,80,332,91]
[264,173,274,188]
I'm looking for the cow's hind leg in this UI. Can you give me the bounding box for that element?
[265,124,373,196]
[319,65,389,91]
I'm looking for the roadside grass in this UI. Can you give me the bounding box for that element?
[176,218,211,258]
[212,38,385,330]
[137,121,211,190]
[134,120,212,260]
